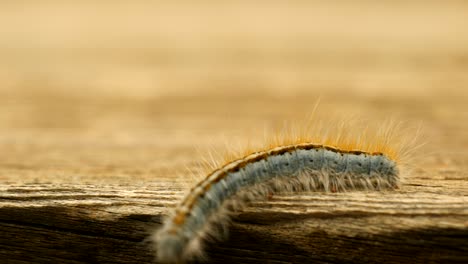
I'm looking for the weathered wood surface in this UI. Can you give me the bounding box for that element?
[1,178,467,263]
[1,1,468,263]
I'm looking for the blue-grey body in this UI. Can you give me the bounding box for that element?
[155,144,399,262]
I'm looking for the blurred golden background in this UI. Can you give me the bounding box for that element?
[0,0,467,184]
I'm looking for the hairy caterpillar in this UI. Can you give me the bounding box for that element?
[152,118,419,263]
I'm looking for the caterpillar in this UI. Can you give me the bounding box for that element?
[152,119,419,263]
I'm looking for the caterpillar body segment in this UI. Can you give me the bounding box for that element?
[155,143,399,262]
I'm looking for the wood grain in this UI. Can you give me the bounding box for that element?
[1,178,467,263]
